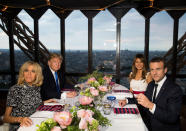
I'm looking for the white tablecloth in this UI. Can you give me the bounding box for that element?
[18,84,148,131]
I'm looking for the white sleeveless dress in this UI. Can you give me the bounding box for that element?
[130,79,148,91]
[129,72,149,91]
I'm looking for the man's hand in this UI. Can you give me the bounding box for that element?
[118,100,127,107]
[136,94,154,109]
[67,91,77,98]
[44,99,57,103]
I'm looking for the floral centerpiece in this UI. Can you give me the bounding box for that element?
[36,70,113,131]
[77,70,113,102]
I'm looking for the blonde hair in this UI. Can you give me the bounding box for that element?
[129,54,147,81]
[48,53,63,61]
[17,61,43,86]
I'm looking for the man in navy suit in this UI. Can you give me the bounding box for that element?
[119,57,182,131]
[41,53,76,101]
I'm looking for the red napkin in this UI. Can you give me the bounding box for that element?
[37,105,64,111]
[113,108,139,114]
[109,82,115,86]
[61,88,75,92]
[113,90,130,93]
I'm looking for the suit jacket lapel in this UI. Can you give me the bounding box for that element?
[154,79,169,103]
[148,82,155,101]
[48,66,56,87]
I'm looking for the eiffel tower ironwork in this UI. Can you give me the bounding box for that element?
[0,13,50,65]
[163,32,186,73]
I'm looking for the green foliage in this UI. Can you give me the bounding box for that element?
[88,119,99,131]
[78,70,104,83]
[93,109,111,127]
[36,118,58,131]
[80,88,93,97]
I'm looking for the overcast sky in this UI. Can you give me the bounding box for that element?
[0,9,185,51]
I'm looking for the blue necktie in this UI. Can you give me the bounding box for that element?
[55,72,61,94]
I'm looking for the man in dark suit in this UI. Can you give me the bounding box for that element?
[41,53,76,101]
[119,57,182,131]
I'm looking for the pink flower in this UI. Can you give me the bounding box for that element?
[77,109,86,118]
[51,126,61,131]
[79,96,93,105]
[90,87,99,96]
[77,109,94,119]
[79,118,87,129]
[77,109,95,129]
[53,111,72,129]
[87,117,95,125]
[85,110,94,119]
[87,77,96,84]
[104,76,112,84]
[98,85,108,92]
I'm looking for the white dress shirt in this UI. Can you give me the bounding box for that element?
[150,75,167,113]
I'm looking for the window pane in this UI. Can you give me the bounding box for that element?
[149,11,173,73]
[176,78,186,95]
[40,9,60,51]
[0,75,11,89]
[0,25,9,71]
[120,8,145,87]
[15,10,33,72]
[66,11,88,73]
[93,10,116,75]
[177,14,186,75]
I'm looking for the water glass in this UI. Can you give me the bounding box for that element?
[103,103,112,115]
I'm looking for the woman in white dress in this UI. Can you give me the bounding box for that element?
[129,54,152,93]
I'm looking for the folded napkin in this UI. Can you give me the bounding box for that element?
[109,82,115,86]
[113,108,139,114]
[113,90,130,93]
[37,105,64,111]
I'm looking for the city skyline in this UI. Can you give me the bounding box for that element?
[0,9,186,51]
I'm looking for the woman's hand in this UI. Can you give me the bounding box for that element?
[3,106,32,126]
[129,87,133,93]
[146,72,152,84]
[20,117,32,127]
[118,100,127,107]
[44,99,57,103]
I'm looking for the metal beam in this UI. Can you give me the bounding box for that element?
[25,8,48,63]
[2,8,21,85]
[34,19,39,62]
[81,10,100,73]
[8,18,16,85]
[136,8,157,65]
[167,10,185,81]
[108,7,130,83]
[51,9,72,74]
[60,18,66,73]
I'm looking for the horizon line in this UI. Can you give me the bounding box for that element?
[0,49,167,52]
